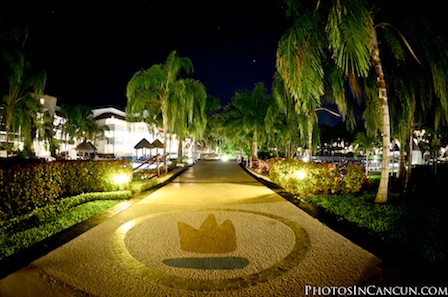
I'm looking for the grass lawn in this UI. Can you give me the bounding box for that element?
[298,175,448,285]
[0,195,127,261]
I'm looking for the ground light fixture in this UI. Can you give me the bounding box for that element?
[221,155,229,162]
[294,170,307,180]
[113,173,132,189]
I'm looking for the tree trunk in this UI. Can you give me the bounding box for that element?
[4,105,13,155]
[371,32,391,204]
[365,151,369,175]
[305,121,313,161]
[252,128,258,158]
[403,112,414,193]
[398,147,405,178]
[177,135,183,164]
[162,104,169,174]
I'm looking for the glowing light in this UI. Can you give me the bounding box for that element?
[294,170,306,180]
[221,155,229,162]
[113,173,130,185]
[187,158,194,165]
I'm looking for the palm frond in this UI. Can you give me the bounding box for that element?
[326,0,374,77]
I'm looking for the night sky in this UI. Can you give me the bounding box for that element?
[9,1,290,110]
[2,1,445,116]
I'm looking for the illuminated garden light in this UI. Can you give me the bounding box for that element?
[294,170,307,180]
[221,155,229,162]
[113,173,131,188]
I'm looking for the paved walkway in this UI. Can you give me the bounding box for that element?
[0,159,392,296]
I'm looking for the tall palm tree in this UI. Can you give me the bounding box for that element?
[267,72,303,158]
[57,104,105,158]
[219,103,248,159]
[35,109,55,157]
[12,93,44,155]
[184,82,209,160]
[168,78,207,163]
[277,0,448,203]
[126,50,193,171]
[201,96,222,153]
[232,82,272,159]
[58,103,77,158]
[353,131,379,175]
[1,25,46,154]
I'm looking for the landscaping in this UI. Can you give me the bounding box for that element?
[251,157,448,285]
[0,193,127,260]
[1,157,447,285]
[0,159,160,262]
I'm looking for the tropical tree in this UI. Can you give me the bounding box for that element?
[384,12,448,192]
[58,103,77,157]
[57,104,105,158]
[219,103,248,158]
[277,0,448,203]
[267,73,294,157]
[11,94,44,155]
[232,82,272,159]
[201,95,222,152]
[1,25,46,154]
[353,131,379,175]
[168,78,207,163]
[126,50,193,171]
[35,109,56,157]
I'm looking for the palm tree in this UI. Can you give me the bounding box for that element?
[58,103,77,158]
[168,78,207,164]
[12,93,44,155]
[267,72,303,158]
[200,96,222,154]
[57,104,105,158]
[126,50,193,172]
[232,82,272,159]
[35,110,56,157]
[70,104,103,143]
[353,131,379,175]
[277,0,448,203]
[1,26,46,155]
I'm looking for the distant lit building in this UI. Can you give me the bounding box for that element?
[92,106,176,158]
[0,93,181,160]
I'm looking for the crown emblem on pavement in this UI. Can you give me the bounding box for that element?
[177,214,237,253]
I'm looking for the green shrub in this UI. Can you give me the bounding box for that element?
[0,160,132,220]
[267,158,368,196]
[130,179,158,194]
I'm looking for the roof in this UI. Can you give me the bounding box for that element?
[134,138,154,149]
[92,107,126,120]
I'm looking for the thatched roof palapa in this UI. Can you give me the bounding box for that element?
[134,138,153,149]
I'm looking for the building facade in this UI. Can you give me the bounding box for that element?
[92,107,179,159]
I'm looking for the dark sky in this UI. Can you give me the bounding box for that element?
[16,1,290,110]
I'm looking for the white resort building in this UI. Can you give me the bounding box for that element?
[91,106,181,160]
[1,95,183,161]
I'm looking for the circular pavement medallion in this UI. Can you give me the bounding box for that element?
[111,209,309,291]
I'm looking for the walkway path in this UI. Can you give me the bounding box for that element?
[1,159,388,296]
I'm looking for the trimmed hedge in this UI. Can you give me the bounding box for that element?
[0,160,132,220]
[267,158,368,196]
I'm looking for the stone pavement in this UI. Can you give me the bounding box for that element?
[0,159,399,296]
